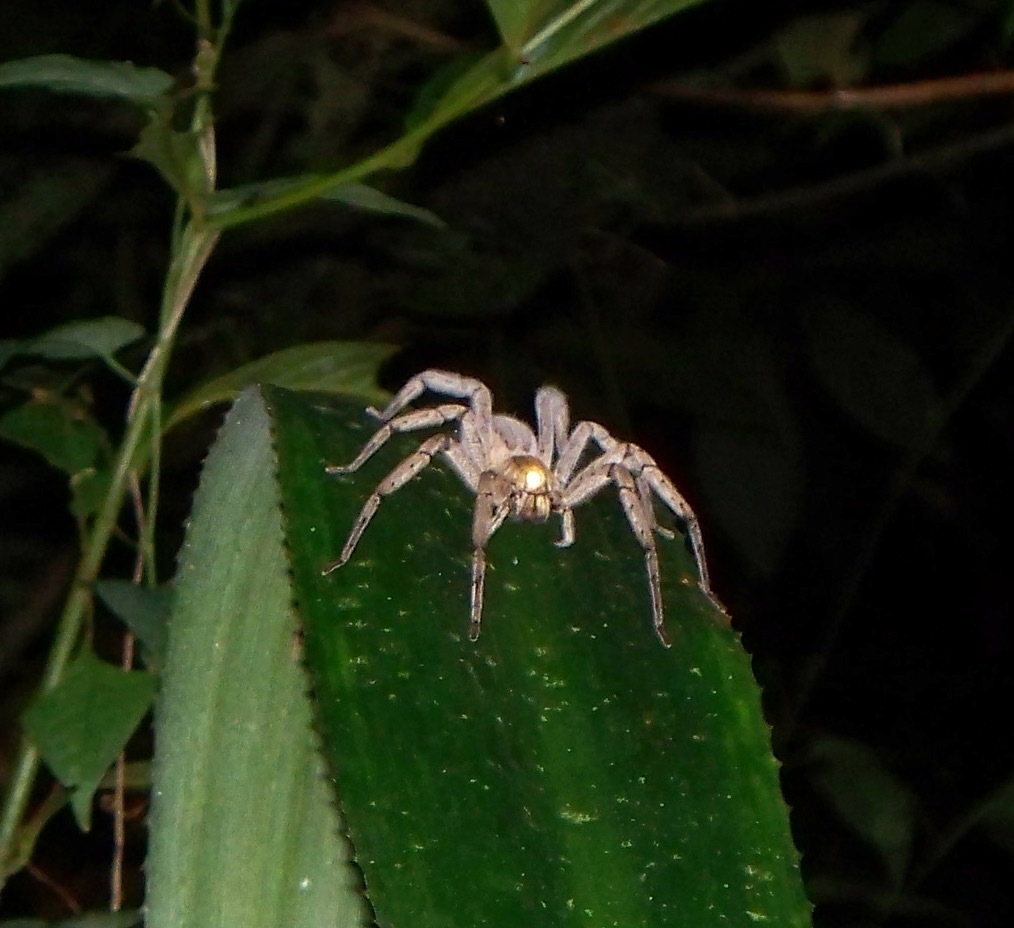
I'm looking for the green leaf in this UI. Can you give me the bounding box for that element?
[805,301,939,451]
[267,385,812,928]
[129,114,205,202]
[20,651,155,831]
[28,317,145,362]
[0,55,175,107]
[0,400,106,475]
[164,340,396,432]
[144,388,368,928]
[209,178,444,227]
[95,579,172,671]
[69,467,113,520]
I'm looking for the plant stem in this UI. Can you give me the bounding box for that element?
[0,224,218,879]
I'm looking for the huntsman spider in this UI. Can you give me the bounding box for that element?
[322,370,727,647]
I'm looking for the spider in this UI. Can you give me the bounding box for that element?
[321,370,728,647]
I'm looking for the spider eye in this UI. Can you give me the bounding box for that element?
[524,467,546,491]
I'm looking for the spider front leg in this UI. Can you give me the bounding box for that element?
[468,471,512,640]
[322,433,451,575]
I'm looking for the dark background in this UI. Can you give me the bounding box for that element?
[2,0,1014,924]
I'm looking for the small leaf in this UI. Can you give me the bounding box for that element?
[209,178,444,227]
[0,400,106,475]
[0,55,175,107]
[806,301,939,451]
[875,0,982,68]
[774,12,868,87]
[21,651,156,831]
[95,579,173,670]
[69,467,112,520]
[806,735,917,888]
[28,317,145,362]
[129,114,204,200]
[164,341,396,432]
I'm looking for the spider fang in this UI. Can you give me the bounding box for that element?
[322,370,728,647]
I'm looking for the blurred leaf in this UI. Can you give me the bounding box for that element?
[0,400,106,475]
[95,579,173,671]
[0,55,174,107]
[145,388,368,928]
[0,160,113,283]
[28,317,145,362]
[209,178,444,227]
[806,735,917,888]
[164,340,395,432]
[69,467,112,520]
[973,774,1014,856]
[268,385,812,928]
[875,1,982,68]
[774,12,868,87]
[806,301,939,451]
[21,651,155,831]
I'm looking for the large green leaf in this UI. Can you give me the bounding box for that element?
[266,384,811,928]
[144,388,368,928]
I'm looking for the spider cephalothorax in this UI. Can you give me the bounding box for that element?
[322,370,727,647]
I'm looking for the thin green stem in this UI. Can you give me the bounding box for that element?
[0,224,218,877]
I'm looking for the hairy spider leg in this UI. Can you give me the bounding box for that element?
[560,453,672,647]
[321,433,452,575]
[469,471,514,640]
[610,463,672,648]
[325,404,467,476]
[636,459,729,621]
[553,419,619,485]
[367,369,493,427]
[534,385,570,464]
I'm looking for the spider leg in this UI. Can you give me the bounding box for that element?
[535,385,570,464]
[469,471,512,640]
[367,370,493,423]
[325,404,466,476]
[636,473,675,540]
[636,456,729,621]
[555,509,575,548]
[321,433,451,575]
[609,464,672,648]
[554,420,619,484]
